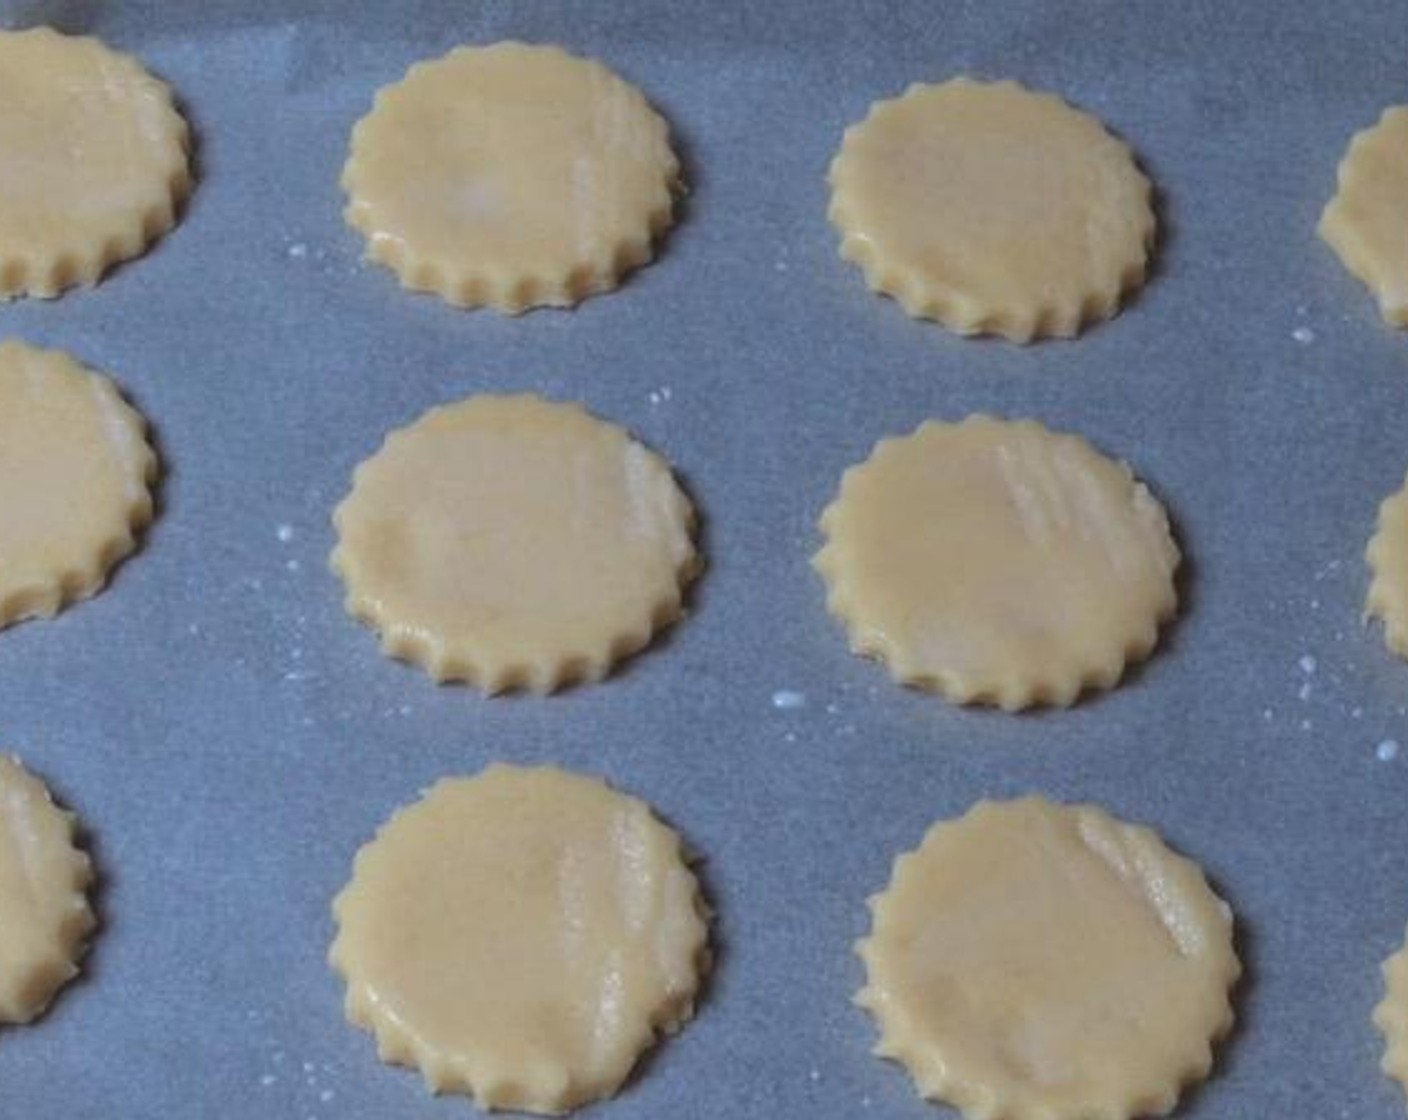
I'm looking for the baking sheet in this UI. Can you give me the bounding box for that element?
[1,1,1407,1116]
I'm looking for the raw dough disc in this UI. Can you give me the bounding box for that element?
[1367,471,1408,658]
[342,41,680,313]
[329,764,709,1115]
[828,77,1154,342]
[1320,105,1408,327]
[0,27,191,299]
[813,415,1178,710]
[331,394,698,693]
[0,340,157,629]
[0,755,95,1024]
[1375,927,1408,1103]
[857,797,1239,1120]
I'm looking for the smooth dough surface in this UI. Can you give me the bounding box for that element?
[1375,928,1408,1102]
[0,27,190,299]
[828,78,1154,342]
[0,755,94,1024]
[1368,472,1408,658]
[343,41,679,312]
[332,394,697,693]
[0,340,157,628]
[330,764,708,1115]
[858,798,1238,1120]
[814,415,1178,709]
[1320,105,1408,327]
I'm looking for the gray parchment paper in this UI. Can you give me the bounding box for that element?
[0,2,1407,1117]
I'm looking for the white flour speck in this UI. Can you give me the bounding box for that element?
[647,386,674,406]
[772,690,806,710]
[319,1089,334,1103]
[259,1074,276,1087]
[1301,718,1313,731]
[286,559,301,572]
[1353,707,1364,719]
[1299,655,1317,674]
[808,1068,821,1082]
[287,242,308,260]
[1292,325,1315,344]
[1297,681,1312,702]
[1379,740,1401,762]
[1262,708,1273,721]
[277,524,294,543]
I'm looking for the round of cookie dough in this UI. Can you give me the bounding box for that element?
[0,27,191,299]
[342,41,679,313]
[813,415,1178,710]
[331,393,698,693]
[828,77,1155,342]
[1368,471,1408,659]
[1376,925,1408,1102]
[1320,105,1408,327]
[0,755,95,1024]
[857,797,1239,1120]
[329,764,709,1115]
[0,340,157,630]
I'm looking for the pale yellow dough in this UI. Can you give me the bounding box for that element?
[814,416,1178,710]
[1320,105,1408,327]
[0,340,157,629]
[858,798,1239,1120]
[331,394,697,693]
[343,41,679,313]
[828,78,1154,342]
[330,764,709,1115]
[0,27,190,299]
[1375,928,1408,1103]
[0,755,95,1024]
[1368,472,1408,658]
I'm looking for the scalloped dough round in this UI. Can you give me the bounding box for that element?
[343,41,679,313]
[0,755,95,1024]
[0,340,157,629]
[0,27,190,299]
[1319,105,1408,327]
[330,764,709,1115]
[814,415,1178,710]
[331,394,698,693]
[857,797,1239,1120]
[828,77,1154,342]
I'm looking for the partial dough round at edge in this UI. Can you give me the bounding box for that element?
[813,415,1179,710]
[0,27,191,299]
[342,41,680,313]
[331,393,698,693]
[0,754,95,1025]
[828,77,1155,342]
[1319,105,1408,328]
[0,339,158,629]
[1376,931,1408,1096]
[1368,474,1408,659]
[857,797,1239,1120]
[329,763,710,1114]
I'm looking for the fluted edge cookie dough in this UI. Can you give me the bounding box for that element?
[343,41,679,313]
[330,764,709,1114]
[858,797,1238,1120]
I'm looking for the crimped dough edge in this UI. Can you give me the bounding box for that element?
[812,414,1179,710]
[341,41,680,314]
[827,77,1154,343]
[0,27,191,300]
[0,341,158,631]
[330,394,699,694]
[855,797,1239,1120]
[327,764,711,1114]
